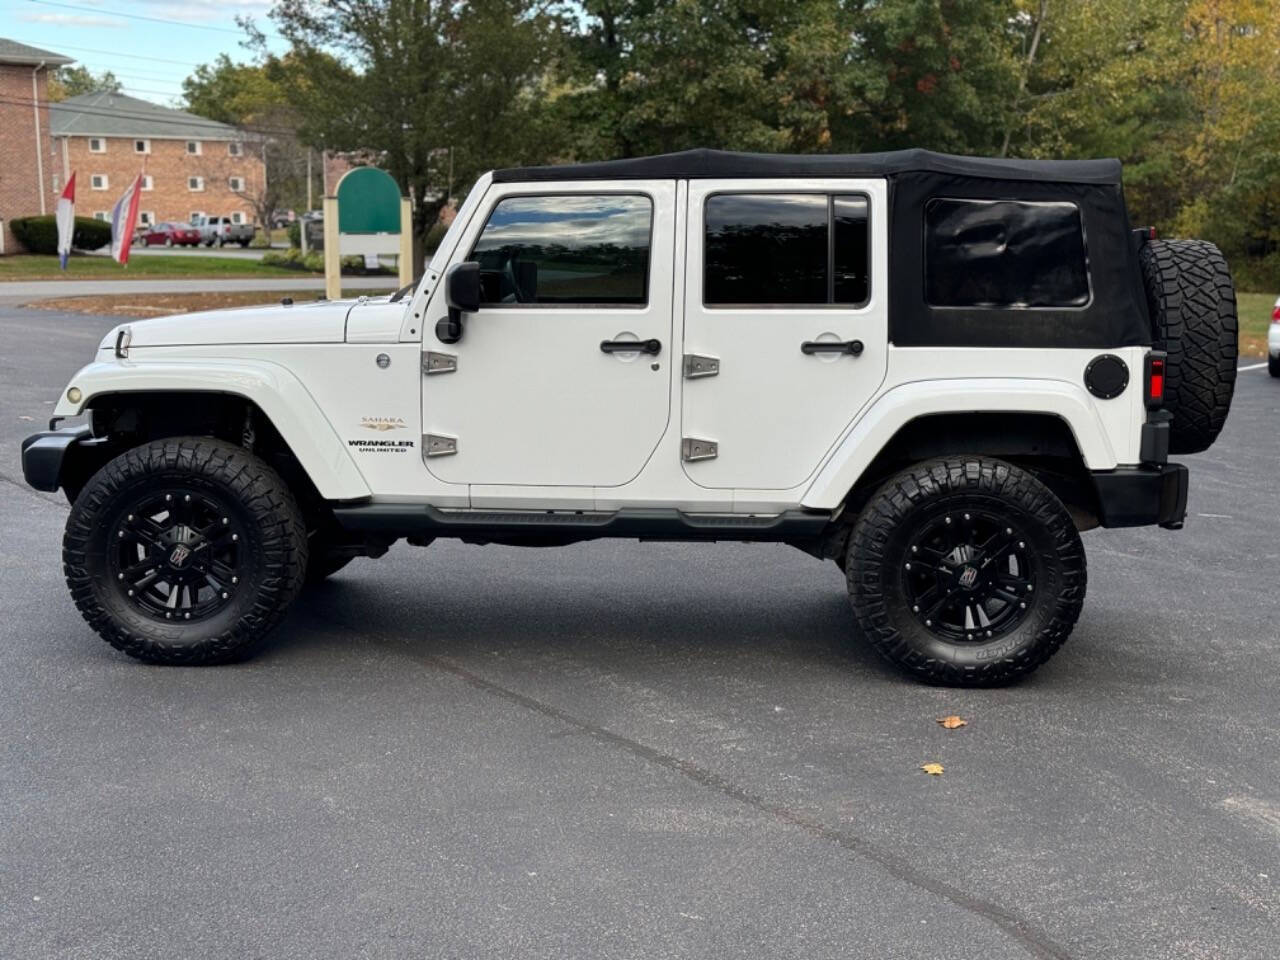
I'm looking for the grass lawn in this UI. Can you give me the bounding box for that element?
[0,254,320,281]
[1237,291,1276,359]
[22,290,390,318]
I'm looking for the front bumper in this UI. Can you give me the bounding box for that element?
[20,424,93,492]
[1091,463,1188,530]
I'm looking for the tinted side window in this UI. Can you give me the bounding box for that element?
[472,194,651,305]
[705,194,827,304]
[704,194,869,306]
[925,199,1090,308]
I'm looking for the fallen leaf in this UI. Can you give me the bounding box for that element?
[18,415,34,421]
[937,715,967,730]
[921,762,945,776]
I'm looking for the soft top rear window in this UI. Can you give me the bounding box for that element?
[925,198,1090,309]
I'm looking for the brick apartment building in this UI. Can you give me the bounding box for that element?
[50,92,266,231]
[0,38,72,254]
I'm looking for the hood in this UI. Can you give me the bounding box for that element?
[98,299,357,350]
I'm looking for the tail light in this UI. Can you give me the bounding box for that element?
[1145,351,1166,408]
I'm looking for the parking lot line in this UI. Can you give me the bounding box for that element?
[1237,362,1267,371]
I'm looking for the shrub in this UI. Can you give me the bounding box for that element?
[287,221,301,248]
[9,215,111,254]
[261,248,303,268]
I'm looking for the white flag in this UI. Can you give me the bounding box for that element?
[56,172,75,269]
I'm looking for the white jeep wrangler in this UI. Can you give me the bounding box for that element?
[22,150,1238,684]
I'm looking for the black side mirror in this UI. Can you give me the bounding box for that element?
[437,261,480,343]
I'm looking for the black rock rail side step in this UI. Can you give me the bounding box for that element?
[332,504,834,546]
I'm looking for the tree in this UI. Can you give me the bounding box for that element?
[48,66,122,102]
[183,55,313,229]
[254,0,567,268]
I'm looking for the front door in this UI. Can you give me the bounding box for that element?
[681,179,889,490]
[422,182,675,489]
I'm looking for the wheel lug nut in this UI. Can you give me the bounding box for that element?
[231,534,239,541]
[963,513,970,520]
[165,494,172,502]
[1018,541,1025,549]
[127,589,134,596]
[117,530,125,538]
[184,612,191,620]
[231,576,239,584]
[904,562,911,570]
[944,517,952,525]
[1020,602,1027,609]
[127,514,134,521]
[986,630,992,637]
[165,612,172,619]
[925,619,932,627]
[1027,584,1033,592]
[1006,527,1013,534]
[911,545,918,553]
[912,605,920,612]
[184,494,191,502]
[222,517,229,525]
[221,591,229,599]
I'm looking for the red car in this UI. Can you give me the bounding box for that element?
[141,222,202,247]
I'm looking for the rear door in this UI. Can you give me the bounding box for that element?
[681,179,888,490]
[422,181,675,488]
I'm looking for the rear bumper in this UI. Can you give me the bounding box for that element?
[20,424,92,492]
[1091,463,1188,530]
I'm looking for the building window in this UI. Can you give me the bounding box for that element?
[190,211,205,222]
[470,194,653,306]
[924,199,1090,309]
[88,138,105,153]
[94,211,109,221]
[228,176,245,192]
[138,211,155,226]
[134,139,150,154]
[186,140,202,156]
[704,193,870,306]
[90,174,108,190]
[188,176,205,192]
[141,175,154,191]
[228,141,243,157]
[230,212,245,225]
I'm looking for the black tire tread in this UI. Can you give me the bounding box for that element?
[1139,238,1237,454]
[847,457,1086,686]
[63,437,308,665]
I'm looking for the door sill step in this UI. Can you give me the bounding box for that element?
[332,504,831,545]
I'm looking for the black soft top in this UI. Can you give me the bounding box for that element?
[493,148,1123,187]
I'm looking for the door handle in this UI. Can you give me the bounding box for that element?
[801,339,863,357]
[601,338,662,356]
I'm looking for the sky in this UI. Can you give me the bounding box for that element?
[1,0,289,107]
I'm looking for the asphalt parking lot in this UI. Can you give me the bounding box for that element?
[1,306,1276,960]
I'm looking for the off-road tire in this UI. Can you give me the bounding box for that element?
[63,438,308,665]
[1269,355,1280,378]
[846,458,1086,686]
[1139,238,1237,454]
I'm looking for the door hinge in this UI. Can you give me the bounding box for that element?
[423,433,458,457]
[423,351,457,375]
[682,353,720,379]
[681,437,718,462]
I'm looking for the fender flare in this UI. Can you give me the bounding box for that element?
[53,358,372,501]
[801,378,1117,510]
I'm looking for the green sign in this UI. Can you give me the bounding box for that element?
[336,167,402,234]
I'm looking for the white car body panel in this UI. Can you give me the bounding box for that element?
[54,356,371,501]
[1268,296,1280,359]
[51,172,1151,516]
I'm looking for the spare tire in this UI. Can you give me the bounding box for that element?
[1138,238,1238,454]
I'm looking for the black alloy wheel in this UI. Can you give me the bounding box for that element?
[900,508,1037,644]
[108,487,245,623]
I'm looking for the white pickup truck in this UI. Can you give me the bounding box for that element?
[190,215,255,248]
[21,149,1237,684]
